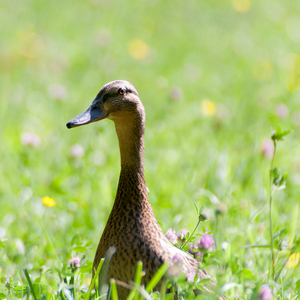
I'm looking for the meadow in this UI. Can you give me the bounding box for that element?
[1,0,300,298]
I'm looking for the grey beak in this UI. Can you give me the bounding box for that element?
[66,101,107,129]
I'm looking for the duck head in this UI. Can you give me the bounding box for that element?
[66,80,143,129]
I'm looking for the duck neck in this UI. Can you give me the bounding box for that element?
[113,115,148,208]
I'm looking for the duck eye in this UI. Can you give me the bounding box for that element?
[118,87,126,95]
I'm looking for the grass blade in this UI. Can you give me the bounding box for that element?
[145,262,169,293]
[98,246,117,297]
[63,288,74,300]
[134,261,143,300]
[129,282,152,300]
[110,279,118,300]
[84,258,104,300]
[40,221,60,264]
[23,268,37,300]
[127,260,143,300]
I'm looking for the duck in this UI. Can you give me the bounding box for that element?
[66,80,225,299]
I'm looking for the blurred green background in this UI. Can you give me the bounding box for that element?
[1,0,300,296]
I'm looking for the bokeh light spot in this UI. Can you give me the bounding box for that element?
[42,196,56,207]
[287,252,300,268]
[232,0,251,12]
[200,100,216,116]
[128,39,150,60]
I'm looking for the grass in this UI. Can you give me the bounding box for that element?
[1,0,300,298]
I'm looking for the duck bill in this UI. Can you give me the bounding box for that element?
[66,103,107,129]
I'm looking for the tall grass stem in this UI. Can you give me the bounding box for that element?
[269,140,277,281]
[181,219,201,250]
[84,259,104,300]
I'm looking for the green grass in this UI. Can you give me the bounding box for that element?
[1,0,300,298]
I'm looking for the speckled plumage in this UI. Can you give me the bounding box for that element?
[67,80,226,300]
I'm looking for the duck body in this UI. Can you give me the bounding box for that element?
[94,166,205,298]
[67,80,224,299]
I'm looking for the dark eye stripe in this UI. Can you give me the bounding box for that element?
[102,90,117,102]
[99,87,131,102]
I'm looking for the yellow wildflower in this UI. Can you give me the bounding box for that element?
[232,0,251,12]
[42,196,56,207]
[128,39,149,60]
[200,99,216,116]
[287,252,300,268]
